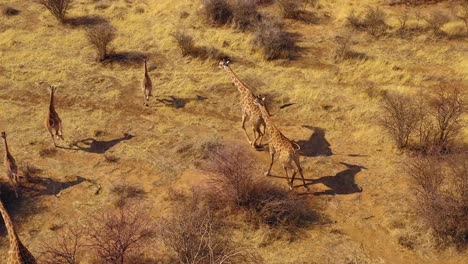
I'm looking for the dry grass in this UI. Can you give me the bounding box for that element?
[0,0,467,263]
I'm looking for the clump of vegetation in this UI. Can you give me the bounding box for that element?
[110,182,146,207]
[40,224,84,264]
[333,31,367,62]
[422,9,451,34]
[172,31,226,61]
[202,0,233,26]
[86,23,116,62]
[276,0,319,23]
[252,18,297,60]
[347,7,388,37]
[87,204,156,264]
[231,0,261,31]
[406,155,468,249]
[379,85,465,154]
[40,0,73,23]
[379,92,420,150]
[202,145,317,230]
[158,198,261,264]
[2,6,20,16]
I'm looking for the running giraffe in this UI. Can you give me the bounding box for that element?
[1,132,19,198]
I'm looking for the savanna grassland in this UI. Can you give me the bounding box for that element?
[0,0,467,263]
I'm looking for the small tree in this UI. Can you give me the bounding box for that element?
[423,10,450,34]
[87,204,155,264]
[379,92,419,149]
[86,24,115,62]
[40,0,73,23]
[40,224,84,264]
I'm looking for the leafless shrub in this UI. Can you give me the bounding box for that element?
[397,8,410,33]
[276,0,318,23]
[202,0,233,26]
[252,18,296,60]
[231,0,260,31]
[333,32,367,62]
[40,0,73,23]
[40,224,85,264]
[104,154,119,163]
[455,2,468,30]
[347,7,388,37]
[407,155,468,249]
[86,23,115,62]
[202,145,317,229]
[379,92,420,149]
[172,31,227,61]
[423,9,451,34]
[172,31,195,57]
[158,199,261,264]
[429,86,465,151]
[2,6,20,16]
[87,204,156,264]
[110,183,146,207]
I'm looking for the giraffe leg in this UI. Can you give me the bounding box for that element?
[265,151,275,176]
[48,127,56,147]
[241,113,252,145]
[284,166,293,190]
[294,156,309,191]
[252,125,259,147]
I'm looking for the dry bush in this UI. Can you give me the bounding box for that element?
[455,2,468,30]
[172,31,196,57]
[159,199,261,264]
[423,9,451,34]
[379,92,420,149]
[380,85,465,153]
[172,31,227,61]
[110,183,146,207]
[40,224,84,264]
[40,0,73,23]
[407,155,468,249]
[333,31,366,62]
[87,204,156,264]
[202,145,317,229]
[252,18,296,60]
[231,0,260,31]
[277,0,301,19]
[87,23,115,62]
[2,6,20,16]
[347,7,388,37]
[429,86,465,151]
[202,0,233,26]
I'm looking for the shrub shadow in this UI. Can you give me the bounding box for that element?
[65,15,107,27]
[103,51,147,67]
[157,95,207,109]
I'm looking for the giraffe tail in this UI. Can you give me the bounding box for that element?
[292,141,301,151]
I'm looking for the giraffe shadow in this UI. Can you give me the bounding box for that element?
[63,133,134,154]
[20,176,89,196]
[157,95,207,109]
[296,125,332,157]
[268,162,365,195]
[307,162,365,195]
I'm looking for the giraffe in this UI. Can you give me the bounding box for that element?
[0,195,37,264]
[218,59,266,148]
[142,58,152,106]
[44,85,63,147]
[254,97,309,191]
[1,132,19,198]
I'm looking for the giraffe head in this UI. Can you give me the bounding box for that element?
[218,58,230,69]
[1,131,6,139]
[254,94,266,107]
[48,85,57,93]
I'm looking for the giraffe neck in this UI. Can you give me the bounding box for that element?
[144,60,148,76]
[49,89,55,112]
[223,66,252,94]
[0,199,21,255]
[258,104,280,137]
[2,137,9,156]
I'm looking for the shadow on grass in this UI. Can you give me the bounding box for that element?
[61,133,135,154]
[65,15,107,27]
